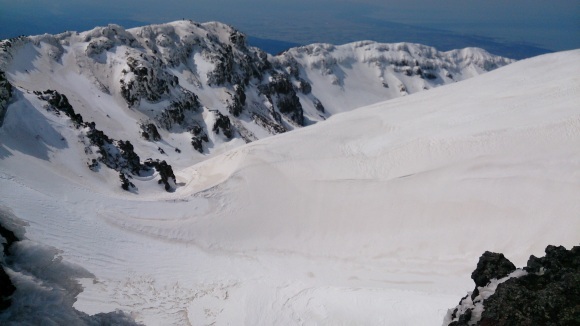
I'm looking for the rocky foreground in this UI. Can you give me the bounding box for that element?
[445,245,580,325]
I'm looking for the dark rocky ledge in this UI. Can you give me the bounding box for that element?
[446,245,580,326]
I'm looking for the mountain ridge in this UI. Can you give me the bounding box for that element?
[0,20,513,192]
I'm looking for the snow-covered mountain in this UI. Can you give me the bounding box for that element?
[2,19,578,324]
[0,20,512,193]
[0,18,578,324]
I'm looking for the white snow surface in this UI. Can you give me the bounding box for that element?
[0,46,579,325]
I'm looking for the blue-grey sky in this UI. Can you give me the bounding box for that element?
[1,0,578,58]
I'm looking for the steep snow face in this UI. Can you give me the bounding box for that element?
[0,21,511,177]
[0,44,577,325]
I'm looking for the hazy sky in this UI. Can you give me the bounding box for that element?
[1,0,578,58]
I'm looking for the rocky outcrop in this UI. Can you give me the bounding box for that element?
[85,123,147,178]
[35,90,84,127]
[470,251,516,298]
[445,245,580,326]
[144,159,176,191]
[190,125,209,153]
[251,113,286,134]
[227,84,246,116]
[119,173,135,191]
[158,90,201,130]
[120,55,178,107]
[36,90,165,191]
[259,72,304,125]
[0,218,18,311]
[212,111,234,139]
[0,71,11,127]
[140,123,162,141]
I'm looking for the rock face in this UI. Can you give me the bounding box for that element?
[140,123,162,141]
[0,70,12,126]
[144,159,176,191]
[0,219,18,311]
[479,246,580,326]
[212,111,234,139]
[445,245,580,326]
[470,251,516,298]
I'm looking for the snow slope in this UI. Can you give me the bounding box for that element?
[0,41,578,325]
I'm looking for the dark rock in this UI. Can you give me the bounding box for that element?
[191,136,204,153]
[86,123,147,177]
[268,72,294,94]
[479,245,580,326]
[276,92,303,125]
[0,222,18,255]
[314,99,325,113]
[298,78,311,94]
[0,218,19,312]
[449,308,472,326]
[0,70,12,127]
[229,30,246,47]
[119,173,135,191]
[422,71,437,80]
[251,113,286,134]
[207,45,235,86]
[143,159,176,191]
[157,90,200,129]
[228,84,246,116]
[87,158,99,171]
[141,123,161,141]
[0,265,16,311]
[447,245,580,326]
[190,125,209,153]
[117,140,142,175]
[260,73,304,125]
[85,123,111,146]
[37,90,83,127]
[120,55,177,107]
[471,251,516,288]
[213,112,234,139]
